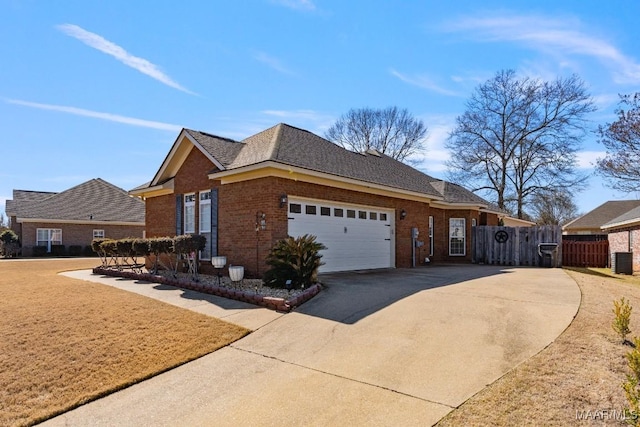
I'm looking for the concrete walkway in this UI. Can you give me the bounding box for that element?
[43,265,581,426]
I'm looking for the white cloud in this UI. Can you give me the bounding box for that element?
[409,114,456,175]
[442,13,640,84]
[57,24,196,95]
[390,69,460,96]
[6,98,183,132]
[576,150,606,169]
[269,0,316,11]
[254,51,295,75]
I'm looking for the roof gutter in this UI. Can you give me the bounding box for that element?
[210,161,445,203]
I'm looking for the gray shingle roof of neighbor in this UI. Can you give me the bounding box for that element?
[564,200,640,231]
[603,205,640,228]
[166,123,499,209]
[7,178,145,223]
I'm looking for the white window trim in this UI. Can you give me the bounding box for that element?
[93,229,105,239]
[449,218,466,256]
[36,228,62,252]
[184,193,195,234]
[199,191,211,233]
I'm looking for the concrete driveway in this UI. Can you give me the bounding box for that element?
[45,265,580,426]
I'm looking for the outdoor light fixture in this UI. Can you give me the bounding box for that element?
[400,209,407,220]
[256,212,267,231]
[279,194,288,208]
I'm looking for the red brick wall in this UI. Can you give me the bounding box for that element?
[143,149,499,277]
[20,222,144,256]
[608,228,640,273]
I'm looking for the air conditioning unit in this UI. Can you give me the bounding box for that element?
[612,252,633,275]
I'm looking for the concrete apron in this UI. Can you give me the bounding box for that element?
[45,265,580,426]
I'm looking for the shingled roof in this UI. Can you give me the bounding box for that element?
[139,123,500,210]
[564,200,640,232]
[7,178,145,223]
[602,205,640,230]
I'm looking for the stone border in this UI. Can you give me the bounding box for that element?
[92,267,322,312]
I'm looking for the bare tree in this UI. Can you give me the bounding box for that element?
[528,189,580,226]
[446,70,595,218]
[596,93,640,193]
[325,106,428,162]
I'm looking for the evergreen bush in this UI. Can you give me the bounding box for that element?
[613,297,633,344]
[263,234,326,289]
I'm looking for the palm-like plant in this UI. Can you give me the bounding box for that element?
[263,234,326,289]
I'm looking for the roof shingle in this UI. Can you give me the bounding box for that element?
[7,178,144,223]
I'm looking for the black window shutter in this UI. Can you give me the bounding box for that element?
[210,188,218,256]
[175,194,183,236]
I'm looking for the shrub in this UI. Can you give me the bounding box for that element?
[132,238,150,256]
[32,246,48,257]
[0,229,20,257]
[68,245,83,256]
[263,234,326,289]
[51,245,66,256]
[116,239,134,257]
[100,239,118,257]
[148,237,175,274]
[613,297,633,344]
[173,234,206,255]
[623,337,640,425]
[82,245,95,257]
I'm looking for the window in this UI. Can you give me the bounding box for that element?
[370,212,377,220]
[184,193,195,234]
[93,229,105,239]
[449,218,466,256]
[320,207,331,216]
[358,211,367,219]
[347,209,356,218]
[380,213,387,221]
[306,205,317,215]
[290,203,302,214]
[36,228,62,252]
[199,191,211,233]
[334,208,344,217]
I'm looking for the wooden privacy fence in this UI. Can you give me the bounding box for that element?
[472,225,562,267]
[562,240,609,268]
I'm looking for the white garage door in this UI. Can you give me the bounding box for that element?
[287,198,394,273]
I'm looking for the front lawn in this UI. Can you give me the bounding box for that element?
[0,259,249,427]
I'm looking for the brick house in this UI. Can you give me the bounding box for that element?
[6,178,145,256]
[130,123,503,277]
[563,200,640,240]
[602,205,640,273]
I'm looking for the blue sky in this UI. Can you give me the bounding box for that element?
[2,0,640,219]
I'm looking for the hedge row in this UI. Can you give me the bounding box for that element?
[91,235,207,258]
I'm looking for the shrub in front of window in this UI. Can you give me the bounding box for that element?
[263,234,326,289]
[51,245,66,256]
[32,246,47,257]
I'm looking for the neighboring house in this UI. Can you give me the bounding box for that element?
[602,205,640,273]
[502,217,536,227]
[563,200,640,240]
[132,123,505,276]
[6,178,145,256]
